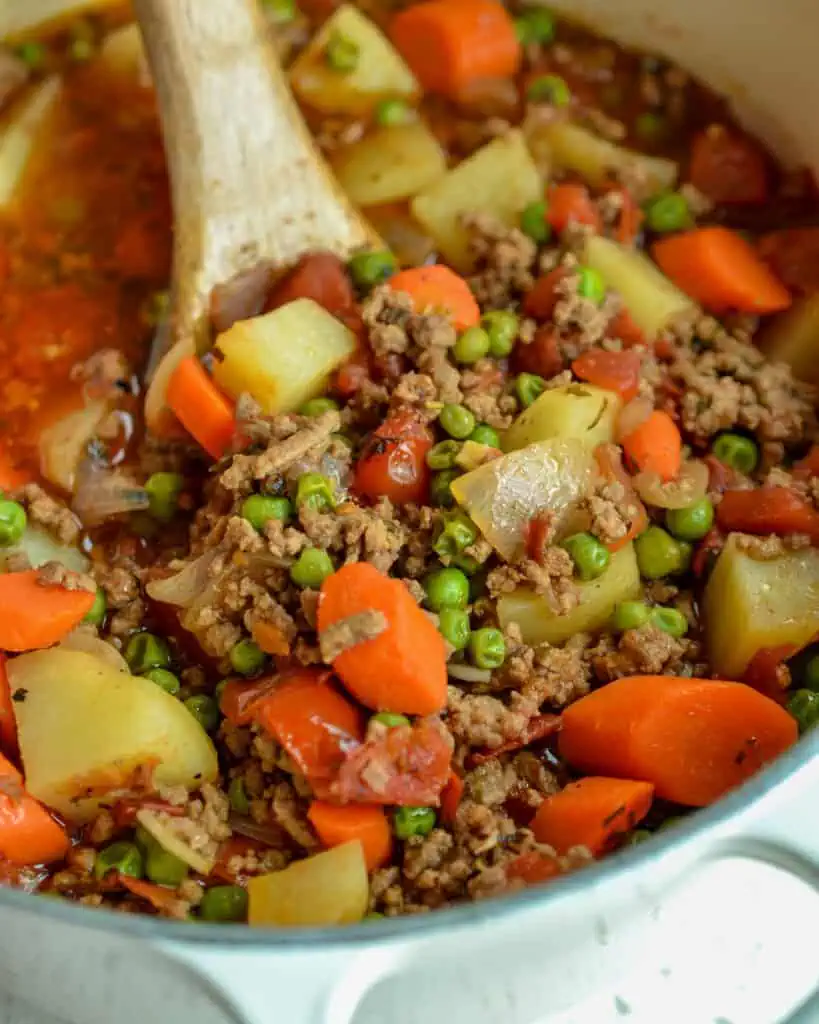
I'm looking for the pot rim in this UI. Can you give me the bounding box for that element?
[1,730,815,948]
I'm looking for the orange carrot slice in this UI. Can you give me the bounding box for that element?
[307,801,392,871]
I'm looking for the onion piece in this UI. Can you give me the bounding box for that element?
[228,813,287,847]
[0,525,88,574]
[633,459,709,510]
[146,551,220,608]
[136,808,215,875]
[71,460,149,525]
[210,262,273,334]
[39,400,109,493]
[58,631,129,673]
[448,664,492,684]
[616,396,653,442]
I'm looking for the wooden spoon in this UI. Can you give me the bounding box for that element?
[132,0,377,429]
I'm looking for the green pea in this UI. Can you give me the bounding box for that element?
[0,499,26,546]
[514,6,555,45]
[657,815,686,832]
[469,424,501,448]
[650,606,688,639]
[296,472,335,513]
[143,668,180,695]
[348,249,396,290]
[520,201,552,244]
[787,689,819,734]
[228,777,250,815]
[468,627,506,669]
[16,41,45,69]
[612,600,651,632]
[199,885,249,923]
[576,266,606,305]
[261,0,296,21]
[666,497,714,542]
[562,532,610,581]
[439,404,476,440]
[430,469,458,508]
[184,694,220,732]
[628,829,653,846]
[433,510,478,558]
[453,326,491,365]
[438,607,470,651]
[482,309,519,358]
[372,712,411,728]
[803,654,819,693]
[515,373,546,408]
[424,567,470,611]
[374,98,412,127]
[69,35,94,62]
[676,540,693,575]
[134,824,156,855]
[712,433,759,475]
[393,806,436,840]
[229,639,266,677]
[634,526,685,580]
[364,912,385,921]
[325,31,359,72]
[634,111,668,145]
[290,547,334,589]
[426,440,461,471]
[645,192,691,234]
[300,396,339,417]
[145,472,184,523]
[124,633,171,675]
[452,552,480,576]
[527,74,571,106]
[83,587,107,626]
[94,841,143,880]
[242,494,292,531]
[145,844,188,887]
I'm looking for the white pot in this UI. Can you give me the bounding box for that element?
[2,1,819,1021]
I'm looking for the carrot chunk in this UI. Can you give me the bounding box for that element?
[166,356,235,459]
[559,675,798,807]
[530,776,654,855]
[390,0,520,99]
[546,184,602,234]
[0,752,69,866]
[387,264,480,330]
[620,409,682,482]
[307,801,392,871]
[717,486,819,543]
[652,227,792,314]
[0,570,95,652]
[318,562,447,715]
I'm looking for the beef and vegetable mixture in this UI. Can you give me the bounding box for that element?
[0,0,818,926]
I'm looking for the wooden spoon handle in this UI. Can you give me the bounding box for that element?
[134,0,376,348]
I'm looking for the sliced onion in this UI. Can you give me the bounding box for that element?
[0,525,88,574]
[448,664,493,684]
[136,808,215,875]
[616,396,653,442]
[633,459,709,510]
[39,400,109,493]
[146,551,220,607]
[72,460,149,525]
[58,631,129,673]
[228,813,286,847]
[210,262,273,334]
[367,209,434,268]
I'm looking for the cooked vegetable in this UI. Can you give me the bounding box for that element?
[571,350,641,403]
[468,627,506,669]
[559,674,798,806]
[634,525,687,580]
[248,668,364,780]
[563,532,611,581]
[199,885,249,922]
[712,433,759,475]
[503,383,621,452]
[717,487,819,543]
[248,840,369,926]
[332,121,446,206]
[644,192,691,234]
[0,751,69,866]
[0,525,88,577]
[650,606,688,638]
[788,689,819,734]
[136,807,215,875]
[704,535,819,678]
[291,4,419,115]
[498,542,640,645]
[354,410,433,505]
[184,694,219,732]
[8,649,218,822]
[689,127,768,205]
[621,409,682,481]
[666,497,714,542]
[758,293,819,385]
[97,23,147,82]
[0,77,62,208]
[0,654,16,755]
[39,400,109,493]
[390,0,520,99]
[291,547,335,589]
[412,132,542,270]
[451,438,595,561]
[319,562,447,715]
[166,357,235,459]
[530,121,677,199]
[0,570,95,651]
[453,325,491,364]
[94,840,143,880]
[212,299,356,416]
[388,264,479,330]
[439,403,475,440]
[307,801,392,870]
[580,235,695,337]
[530,777,654,855]
[652,227,792,314]
[545,183,601,233]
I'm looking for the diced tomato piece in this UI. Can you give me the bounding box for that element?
[717,486,819,543]
[610,309,646,348]
[267,252,356,318]
[757,229,819,296]
[689,126,769,205]
[512,325,565,379]
[523,268,569,320]
[354,410,433,506]
[506,851,562,885]
[572,348,642,402]
[439,770,464,826]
